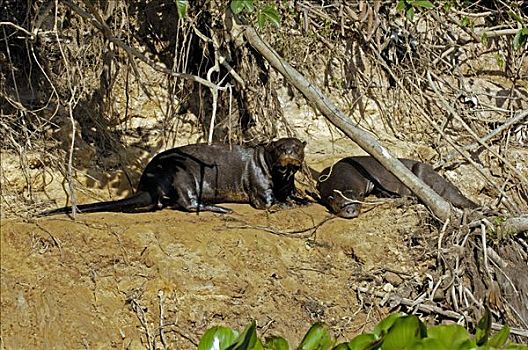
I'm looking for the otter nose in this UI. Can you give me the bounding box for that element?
[340,204,360,219]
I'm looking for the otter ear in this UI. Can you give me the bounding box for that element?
[302,141,307,147]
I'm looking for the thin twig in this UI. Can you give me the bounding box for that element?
[227,215,335,238]
[158,290,168,350]
[354,286,528,338]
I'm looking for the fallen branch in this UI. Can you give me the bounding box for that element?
[241,24,453,222]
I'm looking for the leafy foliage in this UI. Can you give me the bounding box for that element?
[197,313,527,350]
[513,28,528,51]
[230,0,280,29]
[175,0,188,18]
[396,0,434,21]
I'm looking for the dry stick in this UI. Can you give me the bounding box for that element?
[439,110,528,165]
[384,66,516,212]
[499,216,528,236]
[192,25,247,90]
[241,25,452,222]
[61,0,230,92]
[206,31,222,145]
[54,0,79,216]
[0,21,35,38]
[130,299,154,350]
[227,215,335,238]
[427,71,527,186]
[158,290,168,350]
[354,286,528,338]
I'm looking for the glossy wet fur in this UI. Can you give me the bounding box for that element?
[317,156,478,218]
[40,138,306,216]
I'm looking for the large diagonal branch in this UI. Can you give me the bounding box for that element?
[242,26,453,221]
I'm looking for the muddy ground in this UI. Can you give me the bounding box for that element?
[0,152,437,349]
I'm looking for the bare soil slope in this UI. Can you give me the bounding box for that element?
[1,196,429,349]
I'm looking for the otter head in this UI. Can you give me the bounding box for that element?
[266,138,306,172]
[325,189,362,219]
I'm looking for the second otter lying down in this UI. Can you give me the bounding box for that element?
[316,157,478,218]
[40,138,306,216]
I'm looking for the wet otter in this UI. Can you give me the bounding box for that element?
[40,138,306,216]
[316,156,478,218]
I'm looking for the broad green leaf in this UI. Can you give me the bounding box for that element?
[407,337,448,350]
[175,0,188,18]
[257,12,266,30]
[381,315,426,350]
[332,343,350,350]
[259,5,281,28]
[488,325,510,348]
[373,314,403,338]
[412,1,434,9]
[265,336,289,350]
[347,333,380,350]
[226,321,258,350]
[230,0,254,15]
[298,322,334,350]
[426,324,474,350]
[475,308,492,346]
[198,326,239,350]
[253,338,264,350]
[406,7,415,21]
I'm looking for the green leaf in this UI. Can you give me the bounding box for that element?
[406,7,415,21]
[265,336,289,350]
[396,0,408,12]
[298,322,334,350]
[504,344,528,350]
[230,0,254,15]
[332,343,350,350]
[198,326,239,350]
[373,314,402,338]
[495,52,505,69]
[175,0,188,18]
[259,5,281,28]
[513,28,528,51]
[481,32,489,46]
[461,16,470,27]
[426,324,475,350]
[347,333,380,350]
[475,308,492,346]
[253,338,264,350]
[226,321,259,350]
[381,315,426,350]
[488,325,510,348]
[407,338,448,350]
[412,1,434,9]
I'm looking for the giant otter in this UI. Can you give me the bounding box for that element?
[316,156,478,218]
[40,138,306,216]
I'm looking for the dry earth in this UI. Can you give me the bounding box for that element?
[1,151,436,349]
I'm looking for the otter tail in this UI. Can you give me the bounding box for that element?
[38,191,155,217]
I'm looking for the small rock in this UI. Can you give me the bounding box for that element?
[384,271,403,286]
